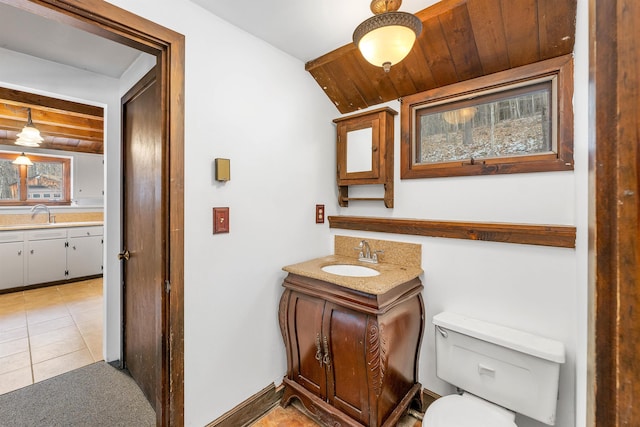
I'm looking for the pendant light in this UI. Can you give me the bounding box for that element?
[12,152,33,166]
[353,0,422,72]
[16,108,43,147]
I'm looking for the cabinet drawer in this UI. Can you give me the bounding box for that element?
[0,231,25,243]
[68,226,103,238]
[26,229,68,241]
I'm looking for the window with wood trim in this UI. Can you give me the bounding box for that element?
[401,55,574,179]
[0,151,71,206]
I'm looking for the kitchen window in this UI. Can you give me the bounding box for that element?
[0,151,71,206]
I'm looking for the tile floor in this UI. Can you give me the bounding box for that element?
[252,401,422,426]
[0,278,103,395]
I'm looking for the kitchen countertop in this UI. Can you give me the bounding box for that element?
[0,221,104,231]
[282,254,423,295]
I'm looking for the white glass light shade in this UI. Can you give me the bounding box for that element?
[358,25,416,69]
[12,152,33,166]
[353,11,422,72]
[16,125,43,147]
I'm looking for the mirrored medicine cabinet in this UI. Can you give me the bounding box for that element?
[333,107,397,208]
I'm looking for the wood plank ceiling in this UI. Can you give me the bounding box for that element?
[306,0,577,114]
[0,86,104,154]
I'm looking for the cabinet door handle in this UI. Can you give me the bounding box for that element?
[30,249,34,255]
[315,334,323,367]
[322,336,331,369]
[18,250,22,256]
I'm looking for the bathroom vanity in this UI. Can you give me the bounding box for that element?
[279,236,425,427]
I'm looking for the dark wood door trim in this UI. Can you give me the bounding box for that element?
[590,0,640,425]
[1,1,185,425]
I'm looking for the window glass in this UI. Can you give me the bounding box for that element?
[415,83,552,165]
[0,158,20,201]
[0,151,71,205]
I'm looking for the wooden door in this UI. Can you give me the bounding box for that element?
[121,66,166,416]
[324,303,370,425]
[288,292,327,398]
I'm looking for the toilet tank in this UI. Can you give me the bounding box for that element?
[432,312,565,425]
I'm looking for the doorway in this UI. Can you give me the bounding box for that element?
[0,1,185,425]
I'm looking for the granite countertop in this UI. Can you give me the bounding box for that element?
[282,254,423,295]
[0,221,104,231]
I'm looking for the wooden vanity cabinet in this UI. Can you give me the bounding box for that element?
[279,273,425,427]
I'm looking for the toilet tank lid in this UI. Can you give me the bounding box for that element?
[433,312,565,363]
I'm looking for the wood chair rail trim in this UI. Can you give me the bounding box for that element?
[328,216,576,248]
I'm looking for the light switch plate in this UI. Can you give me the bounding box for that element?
[213,207,229,233]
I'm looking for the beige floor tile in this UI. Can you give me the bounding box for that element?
[31,331,87,364]
[0,279,103,387]
[27,315,75,336]
[0,312,27,332]
[0,350,31,375]
[85,335,103,362]
[29,324,82,348]
[0,326,28,344]
[0,292,24,305]
[0,366,33,395]
[26,305,70,325]
[66,298,102,314]
[75,317,102,336]
[72,307,102,324]
[23,293,61,306]
[0,337,29,358]
[0,297,25,311]
[32,348,93,382]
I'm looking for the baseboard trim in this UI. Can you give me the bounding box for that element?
[206,382,284,427]
[422,388,440,408]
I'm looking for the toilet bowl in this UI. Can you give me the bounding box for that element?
[424,392,516,427]
[422,312,565,426]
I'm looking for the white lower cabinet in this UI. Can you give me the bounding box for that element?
[0,231,25,290]
[0,226,103,289]
[67,226,103,279]
[26,229,68,285]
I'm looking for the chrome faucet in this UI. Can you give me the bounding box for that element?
[354,240,383,264]
[31,204,52,224]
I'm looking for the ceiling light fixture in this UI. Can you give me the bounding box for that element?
[353,0,422,73]
[12,152,33,166]
[16,108,44,147]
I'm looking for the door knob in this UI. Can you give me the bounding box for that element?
[117,250,130,261]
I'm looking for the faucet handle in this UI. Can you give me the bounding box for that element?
[372,250,384,262]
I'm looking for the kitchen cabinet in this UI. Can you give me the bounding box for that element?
[74,153,104,200]
[279,273,425,427]
[0,231,25,290]
[26,229,68,285]
[0,225,104,290]
[67,226,103,279]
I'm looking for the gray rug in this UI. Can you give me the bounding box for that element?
[0,362,155,426]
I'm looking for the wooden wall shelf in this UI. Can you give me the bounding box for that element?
[328,216,576,248]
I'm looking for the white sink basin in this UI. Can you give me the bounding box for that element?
[321,264,380,277]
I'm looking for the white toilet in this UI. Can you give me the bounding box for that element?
[424,312,565,426]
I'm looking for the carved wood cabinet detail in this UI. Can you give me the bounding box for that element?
[279,273,425,426]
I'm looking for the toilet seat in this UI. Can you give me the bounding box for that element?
[424,393,517,427]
